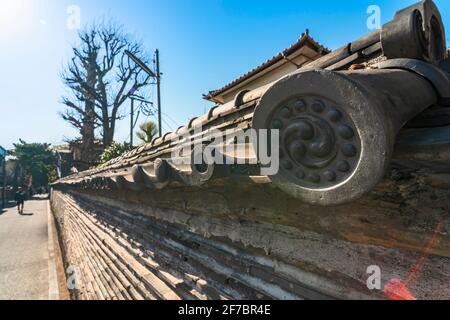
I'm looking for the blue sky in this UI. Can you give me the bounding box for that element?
[0,0,449,149]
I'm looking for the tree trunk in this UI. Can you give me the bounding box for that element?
[80,58,97,166]
[103,127,114,147]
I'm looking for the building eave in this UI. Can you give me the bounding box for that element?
[203,33,330,103]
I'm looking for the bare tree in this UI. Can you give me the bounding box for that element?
[61,22,151,150]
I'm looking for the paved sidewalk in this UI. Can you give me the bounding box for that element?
[0,197,60,300]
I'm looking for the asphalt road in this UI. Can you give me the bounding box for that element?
[0,198,52,300]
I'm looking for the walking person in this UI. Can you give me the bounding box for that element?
[15,187,27,215]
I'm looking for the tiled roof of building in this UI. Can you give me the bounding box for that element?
[203,32,330,102]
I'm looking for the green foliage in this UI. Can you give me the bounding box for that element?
[136,121,158,144]
[99,142,134,166]
[46,165,58,184]
[10,140,57,187]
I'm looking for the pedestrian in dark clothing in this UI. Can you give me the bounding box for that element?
[15,188,27,214]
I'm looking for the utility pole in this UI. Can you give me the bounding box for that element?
[129,95,153,147]
[155,49,162,138]
[130,98,135,147]
[125,49,163,138]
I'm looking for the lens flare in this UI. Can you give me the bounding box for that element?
[0,0,35,39]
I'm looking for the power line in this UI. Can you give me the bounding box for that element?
[161,117,175,132]
[126,49,163,140]
[162,112,181,128]
[129,95,152,146]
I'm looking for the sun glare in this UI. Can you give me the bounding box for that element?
[0,0,36,38]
